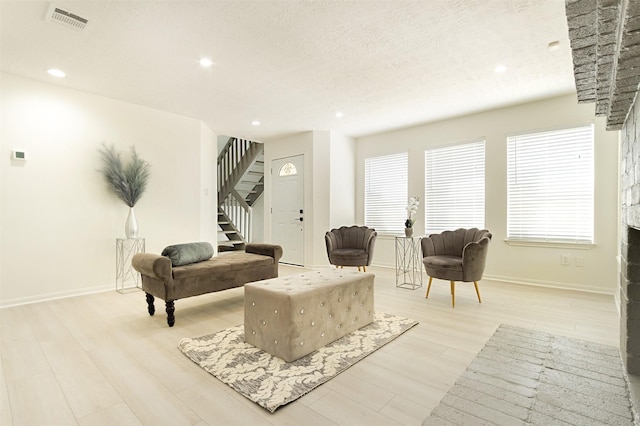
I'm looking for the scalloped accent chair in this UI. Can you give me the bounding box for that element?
[325,225,377,272]
[421,228,492,307]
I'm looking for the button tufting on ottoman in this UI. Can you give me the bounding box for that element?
[244,269,375,362]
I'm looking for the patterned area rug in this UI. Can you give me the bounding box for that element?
[423,324,635,425]
[179,312,418,413]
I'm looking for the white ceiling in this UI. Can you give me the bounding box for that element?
[0,0,576,142]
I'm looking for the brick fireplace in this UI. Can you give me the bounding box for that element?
[620,97,640,372]
[566,0,640,373]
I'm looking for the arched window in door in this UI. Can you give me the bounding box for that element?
[278,162,298,176]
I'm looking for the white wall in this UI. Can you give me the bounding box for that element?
[311,131,331,267]
[356,94,619,293]
[329,132,356,228]
[252,194,264,242]
[4,75,615,303]
[200,122,218,250]
[0,73,217,306]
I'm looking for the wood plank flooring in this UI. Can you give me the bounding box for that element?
[0,265,620,425]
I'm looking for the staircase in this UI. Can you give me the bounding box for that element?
[217,137,264,252]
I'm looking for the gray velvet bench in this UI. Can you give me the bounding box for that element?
[132,242,282,327]
[244,269,375,362]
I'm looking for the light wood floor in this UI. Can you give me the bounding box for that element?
[0,265,620,425]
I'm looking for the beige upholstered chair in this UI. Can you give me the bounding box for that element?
[421,228,492,307]
[325,226,377,272]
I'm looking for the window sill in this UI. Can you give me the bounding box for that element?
[504,239,595,250]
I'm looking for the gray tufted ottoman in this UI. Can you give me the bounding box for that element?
[244,269,375,362]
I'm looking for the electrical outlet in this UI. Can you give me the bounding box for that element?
[576,256,584,267]
[561,255,570,266]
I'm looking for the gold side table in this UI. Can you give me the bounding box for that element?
[395,236,423,290]
[116,238,145,293]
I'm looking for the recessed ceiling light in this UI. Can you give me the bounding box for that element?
[335,111,344,118]
[251,121,261,126]
[199,58,213,68]
[548,41,560,51]
[47,68,66,78]
[494,64,507,73]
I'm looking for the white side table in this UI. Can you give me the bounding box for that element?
[116,238,145,293]
[395,236,423,290]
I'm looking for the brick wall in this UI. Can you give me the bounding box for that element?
[621,92,640,372]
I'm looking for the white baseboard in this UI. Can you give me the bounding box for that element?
[370,262,614,295]
[483,274,614,295]
[0,284,114,309]
[371,262,395,269]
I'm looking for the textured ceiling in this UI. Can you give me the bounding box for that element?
[0,0,577,142]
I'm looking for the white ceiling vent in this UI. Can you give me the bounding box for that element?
[45,4,88,31]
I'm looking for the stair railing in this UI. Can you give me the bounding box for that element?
[217,138,263,205]
[221,190,252,243]
[218,137,264,246]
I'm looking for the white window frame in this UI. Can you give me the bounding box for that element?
[506,124,594,246]
[364,152,408,235]
[424,140,485,235]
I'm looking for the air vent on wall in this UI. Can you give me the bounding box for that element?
[45,4,88,31]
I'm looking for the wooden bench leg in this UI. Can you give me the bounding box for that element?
[166,300,175,327]
[145,293,155,316]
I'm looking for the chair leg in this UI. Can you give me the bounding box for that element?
[357,266,362,272]
[336,265,339,269]
[450,281,456,308]
[426,276,433,298]
[474,281,482,303]
[362,266,367,272]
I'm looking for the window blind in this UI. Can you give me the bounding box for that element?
[424,140,485,234]
[364,152,408,234]
[507,124,594,243]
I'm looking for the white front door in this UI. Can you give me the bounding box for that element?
[271,155,304,265]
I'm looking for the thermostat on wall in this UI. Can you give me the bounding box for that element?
[12,150,27,161]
